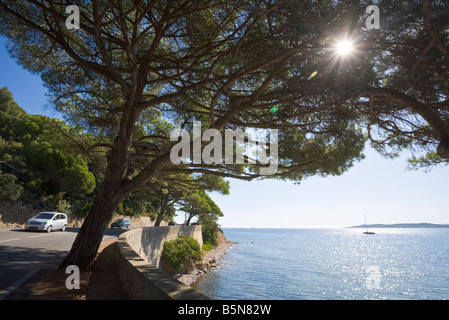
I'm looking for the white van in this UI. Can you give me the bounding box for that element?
[25,212,68,232]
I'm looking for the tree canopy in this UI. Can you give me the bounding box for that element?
[180,189,224,225]
[1,0,447,269]
[0,1,367,186]
[350,1,449,169]
[0,87,96,203]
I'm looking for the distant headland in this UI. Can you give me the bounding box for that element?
[349,223,449,228]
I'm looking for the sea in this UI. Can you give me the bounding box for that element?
[192,228,449,300]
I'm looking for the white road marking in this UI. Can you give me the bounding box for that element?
[0,269,39,300]
[0,238,21,243]
[28,234,52,238]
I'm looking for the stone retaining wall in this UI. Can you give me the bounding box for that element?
[124,225,203,268]
[116,226,209,300]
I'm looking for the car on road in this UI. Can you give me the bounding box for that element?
[25,212,68,232]
[110,218,131,229]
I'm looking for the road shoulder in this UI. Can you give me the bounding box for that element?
[28,238,129,300]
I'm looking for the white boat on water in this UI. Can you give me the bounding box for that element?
[363,215,375,234]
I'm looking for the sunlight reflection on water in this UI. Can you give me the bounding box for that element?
[193,228,449,300]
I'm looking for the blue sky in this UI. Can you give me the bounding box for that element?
[0,38,60,118]
[1,36,448,228]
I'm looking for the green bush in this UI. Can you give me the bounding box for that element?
[56,199,72,214]
[0,171,23,203]
[202,242,214,252]
[161,235,202,272]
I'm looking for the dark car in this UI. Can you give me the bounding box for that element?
[111,218,131,229]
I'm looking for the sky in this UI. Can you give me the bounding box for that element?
[1,36,448,228]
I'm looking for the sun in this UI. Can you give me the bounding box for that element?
[334,38,355,57]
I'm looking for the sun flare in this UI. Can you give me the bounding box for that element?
[334,38,355,57]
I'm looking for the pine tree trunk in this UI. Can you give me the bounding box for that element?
[58,104,141,270]
[154,195,168,226]
[185,213,194,225]
[58,106,171,269]
[437,141,449,160]
[155,213,164,227]
[59,185,124,270]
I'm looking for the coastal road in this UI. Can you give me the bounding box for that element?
[0,227,126,300]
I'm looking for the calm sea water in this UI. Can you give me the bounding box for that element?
[193,228,449,300]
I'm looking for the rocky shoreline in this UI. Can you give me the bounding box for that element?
[174,231,236,286]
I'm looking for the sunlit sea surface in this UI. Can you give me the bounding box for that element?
[193,228,449,300]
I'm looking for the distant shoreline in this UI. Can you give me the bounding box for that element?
[348,223,449,229]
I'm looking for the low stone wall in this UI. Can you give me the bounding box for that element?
[125,225,203,269]
[116,226,209,300]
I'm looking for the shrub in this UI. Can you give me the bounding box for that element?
[56,199,72,214]
[0,171,23,203]
[202,242,214,252]
[161,235,202,273]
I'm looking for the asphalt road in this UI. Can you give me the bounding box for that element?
[0,227,127,300]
